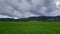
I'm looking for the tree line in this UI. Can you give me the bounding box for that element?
[0,16,60,21]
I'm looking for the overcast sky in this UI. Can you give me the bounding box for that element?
[0,0,60,18]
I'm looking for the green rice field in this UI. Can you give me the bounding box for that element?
[0,21,60,34]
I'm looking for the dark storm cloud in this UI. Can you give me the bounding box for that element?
[0,0,60,18]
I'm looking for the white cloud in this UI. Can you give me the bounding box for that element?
[0,15,12,18]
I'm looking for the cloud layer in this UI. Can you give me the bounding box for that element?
[0,0,60,18]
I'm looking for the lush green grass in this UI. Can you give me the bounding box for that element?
[0,21,60,34]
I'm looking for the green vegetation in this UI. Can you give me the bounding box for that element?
[0,21,60,34]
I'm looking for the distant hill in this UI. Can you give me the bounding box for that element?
[0,16,60,21]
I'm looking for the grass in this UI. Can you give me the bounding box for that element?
[0,21,60,34]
